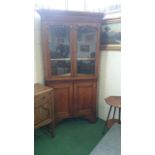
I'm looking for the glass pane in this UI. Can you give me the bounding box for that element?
[48,25,71,76]
[48,25,70,59]
[77,60,95,74]
[77,26,97,58]
[51,60,71,76]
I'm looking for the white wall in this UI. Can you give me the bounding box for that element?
[34,11,121,121]
[97,51,121,120]
[34,11,44,84]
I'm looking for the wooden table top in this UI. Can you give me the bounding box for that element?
[34,83,53,96]
[105,96,121,108]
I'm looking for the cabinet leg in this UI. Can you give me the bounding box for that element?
[49,122,55,137]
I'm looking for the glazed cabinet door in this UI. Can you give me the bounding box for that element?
[74,80,97,122]
[42,24,74,79]
[47,81,73,122]
[74,25,100,77]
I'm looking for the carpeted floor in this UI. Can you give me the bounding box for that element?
[34,118,108,155]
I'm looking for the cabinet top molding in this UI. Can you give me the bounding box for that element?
[37,9,104,20]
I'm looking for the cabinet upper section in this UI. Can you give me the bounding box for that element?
[37,9,104,81]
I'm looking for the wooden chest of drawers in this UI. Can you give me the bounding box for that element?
[34,83,54,136]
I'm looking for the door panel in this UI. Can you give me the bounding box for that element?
[74,80,97,117]
[47,82,73,120]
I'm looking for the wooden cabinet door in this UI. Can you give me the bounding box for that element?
[47,81,73,122]
[74,24,100,78]
[42,23,74,80]
[74,80,97,122]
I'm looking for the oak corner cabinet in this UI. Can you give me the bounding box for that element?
[37,9,103,123]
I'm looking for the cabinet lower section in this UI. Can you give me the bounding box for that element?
[46,79,97,123]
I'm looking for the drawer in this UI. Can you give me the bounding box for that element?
[34,92,51,107]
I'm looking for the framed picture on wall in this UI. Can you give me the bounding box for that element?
[101,18,121,51]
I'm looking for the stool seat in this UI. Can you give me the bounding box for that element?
[105,96,121,108]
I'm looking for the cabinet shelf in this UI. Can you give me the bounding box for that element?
[51,58,95,61]
[77,58,95,61]
[51,58,71,61]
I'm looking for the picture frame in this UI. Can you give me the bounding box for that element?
[101,18,121,51]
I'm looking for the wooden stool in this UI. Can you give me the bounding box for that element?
[103,96,121,133]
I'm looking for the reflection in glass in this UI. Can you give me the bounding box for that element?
[48,25,70,59]
[77,60,95,74]
[51,60,71,76]
[77,26,97,58]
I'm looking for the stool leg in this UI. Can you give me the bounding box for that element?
[113,107,116,119]
[103,105,112,134]
[119,108,121,124]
